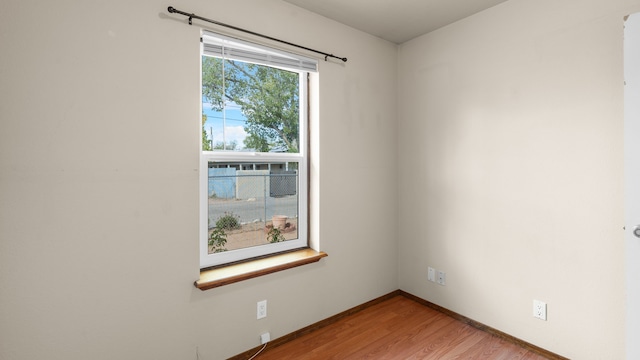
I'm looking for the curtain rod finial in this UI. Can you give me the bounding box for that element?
[168,6,175,13]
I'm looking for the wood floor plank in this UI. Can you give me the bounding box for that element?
[250,295,558,360]
[346,304,456,359]
[265,299,400,359]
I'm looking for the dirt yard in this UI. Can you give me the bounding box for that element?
[208,218,298,252]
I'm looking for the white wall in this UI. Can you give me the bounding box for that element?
[4,0,639,358]
[0,1,398,359]
[624,12,640,360]
[398,0,640,358]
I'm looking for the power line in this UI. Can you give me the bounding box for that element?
[204,115,247,123]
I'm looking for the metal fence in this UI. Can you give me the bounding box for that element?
[208,170,298,228]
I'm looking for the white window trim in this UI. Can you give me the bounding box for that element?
[199,32,313,269]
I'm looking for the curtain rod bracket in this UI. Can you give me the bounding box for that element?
[166,6,347,63]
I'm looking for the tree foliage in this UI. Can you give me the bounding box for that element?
[202,57,300,152]
[213,140,237,150]
[202,114,212,151]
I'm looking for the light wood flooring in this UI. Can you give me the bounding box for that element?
[252,295,555,359]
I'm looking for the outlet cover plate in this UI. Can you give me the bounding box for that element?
[257,300,267,319]
[437,270,446,286]
[533,299,547,321]
[428,267,436,282]
[261,332,271,344]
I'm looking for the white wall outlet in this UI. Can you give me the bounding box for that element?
[260,332,271,344]
[533,299,547,320]
[437,270,446,286]
[428,267,436,282]
[257,300,267,319]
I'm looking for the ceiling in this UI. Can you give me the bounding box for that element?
[283,0,510,44]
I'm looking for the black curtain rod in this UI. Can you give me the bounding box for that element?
[167,6,347,62]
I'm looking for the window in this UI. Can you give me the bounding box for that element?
[200,31,317,268]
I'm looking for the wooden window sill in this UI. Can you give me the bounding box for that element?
[195,248,328,291]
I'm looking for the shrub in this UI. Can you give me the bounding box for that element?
[208,228,227,253]
[215,212,240,230]
[267,226,285,243]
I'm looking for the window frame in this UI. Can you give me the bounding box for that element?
[199,32,314,269]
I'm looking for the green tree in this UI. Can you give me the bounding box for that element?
[202,114,212,151]
[202,57,300,152]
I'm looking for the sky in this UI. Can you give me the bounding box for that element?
[202,99,248,150]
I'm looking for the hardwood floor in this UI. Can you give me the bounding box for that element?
[252,295,554,359]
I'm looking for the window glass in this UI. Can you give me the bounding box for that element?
[202,57,301,153]
[200,32,314,268]
[206,161,300,254]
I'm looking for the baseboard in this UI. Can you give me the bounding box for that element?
[228,289,567,360]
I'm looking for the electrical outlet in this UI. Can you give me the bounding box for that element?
[257,300,267,319]
[533,299,547,321]
[437,270,446,286]
[428,267,436,282]
[260,332,271,344]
